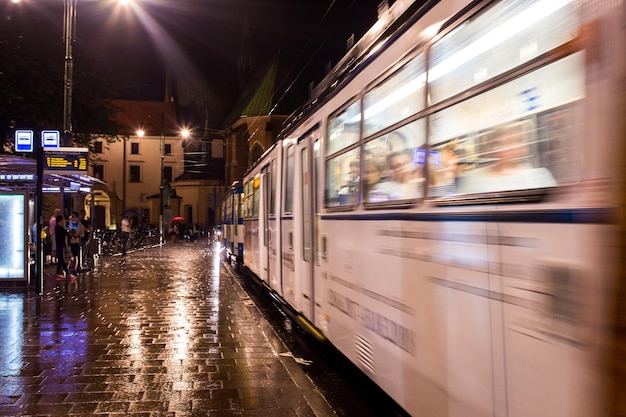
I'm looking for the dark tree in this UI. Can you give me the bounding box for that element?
[0,4,125,153]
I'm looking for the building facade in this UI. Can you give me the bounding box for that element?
[223,115,287,187]
[89,133,185,229]
[88,100,185,230]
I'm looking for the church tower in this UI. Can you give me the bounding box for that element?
[237,16,254,93]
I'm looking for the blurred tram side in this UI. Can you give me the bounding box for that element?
[240,0,626,416]
[242,144,284,288]
[219,182,244,263]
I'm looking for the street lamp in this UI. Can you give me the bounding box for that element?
[159,127,188,246]
[49,0,131,145]
[159,112,165,246]
[62,0,76,144]
[158,127,190,245]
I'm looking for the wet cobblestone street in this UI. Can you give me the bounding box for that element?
[0,242,336,417]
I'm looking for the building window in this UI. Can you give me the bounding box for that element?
[129,165,141,183]
[94,141,103,154]
[131,143,140,154]
[164,144,172,155]
[164,166,173,183]
[93,164,104,180]
[250,143,264,165]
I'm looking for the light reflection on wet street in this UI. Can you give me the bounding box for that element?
[0,242,334,416]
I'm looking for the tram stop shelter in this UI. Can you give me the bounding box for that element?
[0,152,104,291]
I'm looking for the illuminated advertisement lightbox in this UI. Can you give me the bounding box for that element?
[0,192,27,281]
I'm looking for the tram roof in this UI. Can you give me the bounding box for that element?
[0,154,104,194]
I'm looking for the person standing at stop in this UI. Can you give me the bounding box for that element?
[54,215,76,281]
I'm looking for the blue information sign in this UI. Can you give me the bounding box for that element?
[41,130,60,148]
[15,130,34,152]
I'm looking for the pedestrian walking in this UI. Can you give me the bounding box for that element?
[80,209,92,270]
[67,211,84,275]
[170,223,179,243]
[121,215,131,258]
[48,208,61,265]
[55,215,76,281]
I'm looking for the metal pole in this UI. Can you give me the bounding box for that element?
[62,0,77,144]
[122,138,126,213]
[35,134,44,295]
[159,110,165,246]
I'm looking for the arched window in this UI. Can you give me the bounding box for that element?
[249,143,264,165]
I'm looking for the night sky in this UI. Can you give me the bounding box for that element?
[3,0,388,128]
[84,0,385,100]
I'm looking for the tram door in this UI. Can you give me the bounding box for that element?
[259,164,271,284]
[294,130,320,321]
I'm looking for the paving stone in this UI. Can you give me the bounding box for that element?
[0,243,336,417]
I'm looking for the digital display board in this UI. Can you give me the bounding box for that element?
[44,147,88,172]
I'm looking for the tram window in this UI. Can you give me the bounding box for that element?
[243,181,252,217]
[327,101,360,155]
[428,52,583,197]
[430,120,560,196]
[428,0,578,104]
[226,196,232,224]
[362,120,426,203]
[465,121,556,193]
[244,180,253,217]
[242,183,246,218]
[270,158,276,216]
[232,194,238,235]
[253,175,260,217]
[249,180,255,217]
[535,106,581,184]
[363,52,425,138]
[325,148,360,208]
[238,191,244,224]
[285,146,295,214]
[428,138,466,197]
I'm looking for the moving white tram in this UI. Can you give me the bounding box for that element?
[240,0,625,416]
[219,182,244,263]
